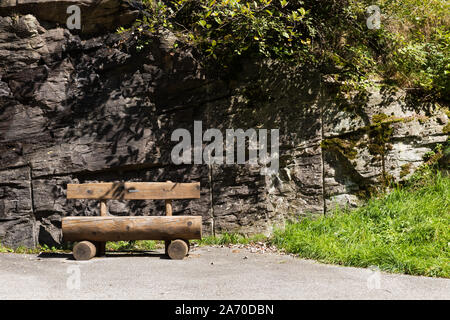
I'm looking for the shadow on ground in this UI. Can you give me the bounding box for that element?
[37,250,170,260]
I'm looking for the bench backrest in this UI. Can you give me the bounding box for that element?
[67,182,200,200]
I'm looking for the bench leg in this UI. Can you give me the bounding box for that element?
[164,240,171,256]
[167,239,189,260]
[73,241,96,260]
[95,241,106,257]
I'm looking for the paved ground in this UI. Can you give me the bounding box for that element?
[0,246,448,299]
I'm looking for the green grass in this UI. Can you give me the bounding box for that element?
[0,241,160,254]
[0,243,72,254]
[272,171,450,278]
[106,240,160,251]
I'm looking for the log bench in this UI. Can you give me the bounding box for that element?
[62,181,202,260]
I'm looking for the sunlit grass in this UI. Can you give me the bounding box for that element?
[272,172,450,278]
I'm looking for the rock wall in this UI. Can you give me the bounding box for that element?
[0,3,448,248]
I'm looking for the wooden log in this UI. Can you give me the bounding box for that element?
[73,241,96,260]
[62,216,202,242]
[100,200,107,216]
[67,182,200,200]
[165,199,172,216]
[167,239,189,260]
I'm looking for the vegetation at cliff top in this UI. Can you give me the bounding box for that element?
[125,0,450,102]
[271,168,450,278]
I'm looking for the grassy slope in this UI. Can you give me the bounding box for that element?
[272,172,450,277]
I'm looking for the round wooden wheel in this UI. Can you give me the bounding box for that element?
[73,241,96,260]
[167,239,189,260]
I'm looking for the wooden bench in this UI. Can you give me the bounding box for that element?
[62,181,202,260]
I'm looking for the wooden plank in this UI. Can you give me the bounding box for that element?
[62,216,202,241]
[66,182,200,200]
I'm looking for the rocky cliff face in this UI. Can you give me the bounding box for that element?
[0,2,448,248]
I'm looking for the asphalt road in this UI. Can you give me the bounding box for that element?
[0,246,448,299]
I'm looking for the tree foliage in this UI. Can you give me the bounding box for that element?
[125,0,449,102]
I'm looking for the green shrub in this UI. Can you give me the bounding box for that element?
[124,0,449,101]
